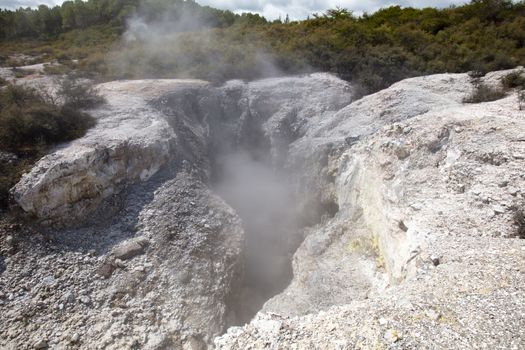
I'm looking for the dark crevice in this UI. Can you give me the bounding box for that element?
[151,91,342,328]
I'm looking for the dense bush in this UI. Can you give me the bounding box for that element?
[0,83,98,209]
[57,76,106,109]
[502,70,525,90]
[100,0,525,93]
[1,0,525,93]
[0,0,251,40]
[0,84,96,150]
[463,83,506,103]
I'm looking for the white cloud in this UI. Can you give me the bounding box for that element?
[198,0,467,20]
[0,0,62,9]
[0,0,467,19]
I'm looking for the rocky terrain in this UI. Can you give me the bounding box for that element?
[0,67,524,349]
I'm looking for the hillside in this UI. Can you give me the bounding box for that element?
[1,0,525,93]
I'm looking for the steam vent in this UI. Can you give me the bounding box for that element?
[1,68,525,350]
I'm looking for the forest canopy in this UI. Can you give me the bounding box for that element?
[1,0,524,94]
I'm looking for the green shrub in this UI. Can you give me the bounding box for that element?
[43,63,75,76]
[502,70,525,90]
[463,83,506,104]
[56,76,106,109]
[0,84,97,151]
[468,70,486,79]
[11,68,35,78]
[0,83,98,209]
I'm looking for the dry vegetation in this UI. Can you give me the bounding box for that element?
[0,80,102,208]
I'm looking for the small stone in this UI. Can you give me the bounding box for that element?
[111,310,121,317]
[378,318,388,326]
[384,329,401,343]
[493,205,505,215]
[395,145,410,160]
[112,239,148,260]
[425,309,441,321]
[70,333,80,344]
[410,203,423,211]
[430,255,440,266]
[398,220,408,232]
[42,276,55,286]
[508,187,518,196]
[114,259,126,268]
[65,291,75,304]
[79,296,91,305]
[34,339,48,349]
[96,262,115,278]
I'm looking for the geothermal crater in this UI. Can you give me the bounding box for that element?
[1,70,525,350]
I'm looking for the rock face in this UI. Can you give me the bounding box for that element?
[10,74,351,227]
[2,69,525,349]
[1,73,355,349]
[217,69,525,349]
[10,80,208,225]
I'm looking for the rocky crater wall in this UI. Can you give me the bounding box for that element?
[2,69,525,350]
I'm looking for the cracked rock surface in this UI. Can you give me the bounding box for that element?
[217,70,525,349]
[1,69,525,349]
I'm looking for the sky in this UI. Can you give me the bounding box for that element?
[1,0,468,20]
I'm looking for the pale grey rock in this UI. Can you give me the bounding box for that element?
[112,240,146,260]
[3,69,525,350]
[215,69,525,350]
[69,333,80,344]
[425,308,441,321]
[384,329,402,343]
[10,80,206,226]
[33,339,48,349]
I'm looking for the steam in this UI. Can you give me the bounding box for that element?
[114,1,311,323]
[123,3,213,42]
[111,1,289,82]
[214,151,301,323]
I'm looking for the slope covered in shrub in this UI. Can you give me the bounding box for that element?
[1,0,524,94]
